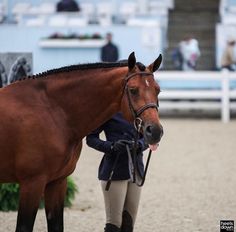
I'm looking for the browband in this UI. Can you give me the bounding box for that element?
[125,72,154,83]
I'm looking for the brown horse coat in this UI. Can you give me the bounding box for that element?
[0,52,163,232]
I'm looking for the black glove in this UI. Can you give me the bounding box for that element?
[130,141,143,154]
[112,140,134,154]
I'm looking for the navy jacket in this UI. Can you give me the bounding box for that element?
[101,42,119,62]
[86,113,148,181]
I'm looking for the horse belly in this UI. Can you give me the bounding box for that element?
[0,162,16,182]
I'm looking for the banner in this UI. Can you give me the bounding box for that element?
[0,53,33,87]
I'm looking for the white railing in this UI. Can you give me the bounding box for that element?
[154,71,236,123]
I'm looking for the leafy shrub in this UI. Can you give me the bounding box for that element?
[65,176,78,207]
[0,183,19,211]
[0,176,78,211]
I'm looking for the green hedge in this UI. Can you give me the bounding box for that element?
[0,176,78,211]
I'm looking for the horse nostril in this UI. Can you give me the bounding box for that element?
[146,125,152,135]
[145,124,163,143]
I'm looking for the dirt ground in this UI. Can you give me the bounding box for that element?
[0,118,235,232]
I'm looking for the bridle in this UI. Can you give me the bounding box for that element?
[105,71,159,191]
[125,71,159,186]
[124,71,158,120]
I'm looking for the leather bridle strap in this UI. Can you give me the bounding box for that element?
[126,144,152,187]
[125,72,158,119]
[125,71,154,82]
[136,103,158,118]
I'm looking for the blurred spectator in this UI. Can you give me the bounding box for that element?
[171,45,183,70]
[101,33,119,62]
[179,36,201,71]
[56,0,80,12]
[0,61,7,87]
[221,37,236,71]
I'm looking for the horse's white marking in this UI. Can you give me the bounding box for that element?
[145,79,150,87]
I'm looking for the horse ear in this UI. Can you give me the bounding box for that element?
[128,52,136,71]
[148,54,162,73]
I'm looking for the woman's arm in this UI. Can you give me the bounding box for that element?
[86,126,113,154]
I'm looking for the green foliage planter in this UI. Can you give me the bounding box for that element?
[65,176,78,207]
[0,176,78,211]
[0,183,19,211]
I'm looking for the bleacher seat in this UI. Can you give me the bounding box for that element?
[67,17,88,26]
[80,2,95,22]
[127,17,160,27]
[48,14,68,27]
[12,2,31,15]
[96,2,113,26]
[38,3,55,15]
[12,2,31,23]
[119,2,137,23]
[149,1,173,11]
[25,16,45,27]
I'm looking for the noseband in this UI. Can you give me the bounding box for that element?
[124,71,158,123]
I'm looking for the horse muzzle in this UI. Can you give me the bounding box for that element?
[143,123,163,150]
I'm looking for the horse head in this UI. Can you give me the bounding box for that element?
[121,52,163,150]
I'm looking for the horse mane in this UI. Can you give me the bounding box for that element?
[30,62,129,80]
[136,62,146,71]
[14,60,146,82]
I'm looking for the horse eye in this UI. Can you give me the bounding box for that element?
[129,87,139,96]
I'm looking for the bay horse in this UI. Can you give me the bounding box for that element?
[0,52,163,232]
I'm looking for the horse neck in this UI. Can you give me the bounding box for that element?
[47,67,128,139]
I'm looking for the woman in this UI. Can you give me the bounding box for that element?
[86,112,148,232]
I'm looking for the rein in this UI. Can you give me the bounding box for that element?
[105,71,158,191]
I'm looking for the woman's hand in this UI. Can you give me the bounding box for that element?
[112,140,134,154]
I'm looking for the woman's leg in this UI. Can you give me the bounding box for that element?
[121,182,142,232]
[101,180,128,229]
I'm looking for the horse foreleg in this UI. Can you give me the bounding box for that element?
[44,178,67,232]
[16,178,46,232]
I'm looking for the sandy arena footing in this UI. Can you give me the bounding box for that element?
[0,119,235,232]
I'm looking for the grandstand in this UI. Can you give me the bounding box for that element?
[1,0,234,70]
[0,0,173,73]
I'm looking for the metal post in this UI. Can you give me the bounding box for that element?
[221,69,230,123]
